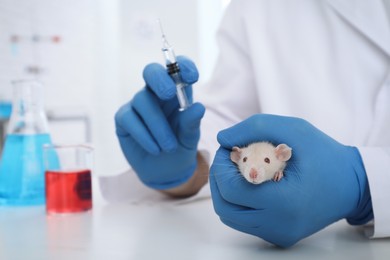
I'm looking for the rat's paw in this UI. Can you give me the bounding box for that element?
[273,171,283,182]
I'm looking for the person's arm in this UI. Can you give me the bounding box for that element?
[160,152,209,198]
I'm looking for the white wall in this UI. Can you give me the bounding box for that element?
[0,0,228,176]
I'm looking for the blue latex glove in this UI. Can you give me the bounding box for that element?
[210,114,373,247]
[115,56,205,190]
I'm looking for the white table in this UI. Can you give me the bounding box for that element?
[0,174,389,260]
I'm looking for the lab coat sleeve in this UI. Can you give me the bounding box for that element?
[357,76,390,238]
[358,147,390,238]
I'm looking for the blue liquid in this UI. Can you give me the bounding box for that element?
[0,101,12,119]
[0,133,53,206]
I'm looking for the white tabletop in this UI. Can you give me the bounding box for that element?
[0,174,389,260]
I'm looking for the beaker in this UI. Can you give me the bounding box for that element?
[0,79,54,206]
[44,144,93,214]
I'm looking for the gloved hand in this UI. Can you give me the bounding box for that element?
[210,114,373,247]
[115,56,205,190]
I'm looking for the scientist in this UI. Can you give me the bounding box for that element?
[114,0,390,247]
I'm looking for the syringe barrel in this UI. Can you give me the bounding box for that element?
[162,46,177,65]
[169,71,191,111]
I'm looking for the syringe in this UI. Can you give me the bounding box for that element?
[157,19,192,111]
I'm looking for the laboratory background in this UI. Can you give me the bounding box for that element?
[2,1,390,259]
[0,0,229,178]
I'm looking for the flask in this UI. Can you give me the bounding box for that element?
[0,80,53,206]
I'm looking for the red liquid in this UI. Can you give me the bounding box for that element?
[45,169,92,214]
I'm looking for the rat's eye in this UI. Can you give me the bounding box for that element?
[264,157,270,164]
[243,157,247,163]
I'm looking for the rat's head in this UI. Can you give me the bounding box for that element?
[230,142,292,184]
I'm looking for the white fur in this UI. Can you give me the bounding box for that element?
[231,142,292,185]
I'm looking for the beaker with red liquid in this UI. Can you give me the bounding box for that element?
[43,144,93,214]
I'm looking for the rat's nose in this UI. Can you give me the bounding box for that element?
[249,168,258,179]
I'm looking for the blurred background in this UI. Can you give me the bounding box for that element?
[0,0,230,177]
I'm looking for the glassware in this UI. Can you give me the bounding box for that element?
[44,144,93,214]
[0,80,54,206]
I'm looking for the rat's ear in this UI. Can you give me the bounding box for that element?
[230,146,242,164]
[275,144,292,162]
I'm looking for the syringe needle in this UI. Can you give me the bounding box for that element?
[157,18,171,50]
[157,18,165,38]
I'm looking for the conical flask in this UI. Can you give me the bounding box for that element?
[0,79,53,206]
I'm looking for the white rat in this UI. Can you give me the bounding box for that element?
[230,142,292,185]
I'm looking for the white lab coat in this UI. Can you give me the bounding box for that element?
[196,0,390,238]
